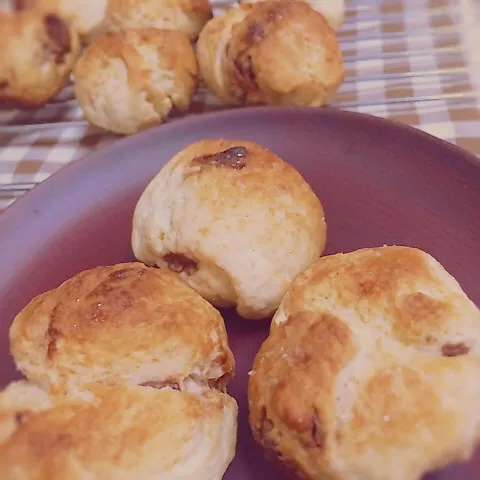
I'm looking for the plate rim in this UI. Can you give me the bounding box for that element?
[1,105,479,229]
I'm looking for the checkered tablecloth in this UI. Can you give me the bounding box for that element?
[1,0,480,212]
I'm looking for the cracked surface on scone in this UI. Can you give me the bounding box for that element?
[249,246,480,480]
[9,262,234,396]
[74,28,198,134]
[0,381,237,480]
[132,139,327,320]
[197,1,344,107]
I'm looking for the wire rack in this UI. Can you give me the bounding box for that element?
[1,0,480,207]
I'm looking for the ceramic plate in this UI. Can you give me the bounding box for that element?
[1,107,480,479]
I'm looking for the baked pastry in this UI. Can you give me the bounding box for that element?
[15,0,108,41]
[9,262,234,395]
[249,246,480,480]
[98,0,213,42]
[238,0,345,31]
[0,381,237,479]
[132,139,326,320]
[197,1,344,107]
[0,9,80,108]
[74,28,198,135]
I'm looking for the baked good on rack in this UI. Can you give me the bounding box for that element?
[8,262,237,478]
[249,245,480,480]
[197,1,344,107]
[98,0,213,42]
[0,381,237,479]
[74,28,198,135]
[15,0,108,41]
[238,0,345,31]
[132,139,327,320]
[9,262,234,395]
[0,9,80,108]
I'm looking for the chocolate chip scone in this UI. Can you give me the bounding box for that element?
[132,139,327,320]
[249,246,480,480]
[0,9,80,108]
[197,1,344,107]
[5,262,237,479]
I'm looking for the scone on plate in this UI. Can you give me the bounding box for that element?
[249,246,480,480]
[74,28,198,135]
[238,0,345,31]
[197,1,344,106]
[0,9,80,108]
[9,262,234,395]
[15,0,108,42]
[132,139,327,320]
[0,381,237,480]
[98,0,213,41]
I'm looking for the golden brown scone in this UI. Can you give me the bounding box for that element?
[74,28,198,135]
[0,381,237,480]
[98,0,213,42]
[132,140,326,320]
[197,1,344,107]
[0,9,80,108]
[249,246,480,480]
[238,0,345,31]
[15,0,108,41]
[9,262,234,395]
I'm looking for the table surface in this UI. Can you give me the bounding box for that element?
[1,0,480,213]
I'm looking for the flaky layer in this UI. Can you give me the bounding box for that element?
[0,381,237,480]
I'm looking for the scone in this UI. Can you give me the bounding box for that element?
[0,381,237,480]
[98,0,213,42]
[74,28,198,135]
[197,1,344,106]
[0,9,80,108]
[9,262,234,395]
[132,139,327,320]
[238,0,345,31]
[249,246,480,480]
[15,0,108,41]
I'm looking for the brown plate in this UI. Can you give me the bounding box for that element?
[1,106,480,479]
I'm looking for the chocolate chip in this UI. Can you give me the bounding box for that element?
[310,410,325,448]
[163,253,198,275]
[43,14,71,64]
[193,146,248,170]
[46,325,61,359]
[0,80,9,89]
[140,381,180,390]
[14,0,27,9]
[233,56,257,93]
[15,412,27,424]
[442,342,470,357]
[246,22,265,43]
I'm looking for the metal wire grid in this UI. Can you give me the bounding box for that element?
[0,0,479,197]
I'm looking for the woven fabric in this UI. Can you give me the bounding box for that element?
[1,0,479,211]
